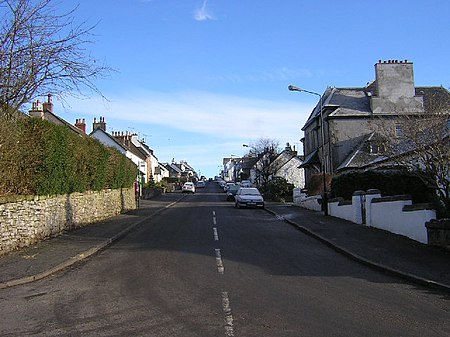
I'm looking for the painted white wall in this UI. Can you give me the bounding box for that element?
[371,200,434,244]
[329,201,354,222]
[324,192,436,244]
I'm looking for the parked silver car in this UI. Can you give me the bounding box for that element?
[234,187,264,209]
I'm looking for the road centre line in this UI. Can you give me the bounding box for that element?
[212,211,234,336]
[215,249,224,274]
[222,291,235,336]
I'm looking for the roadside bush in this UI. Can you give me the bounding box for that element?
[162,177,180,184]
[261,178,294,202]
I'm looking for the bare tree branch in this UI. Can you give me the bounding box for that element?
[0,0,114,116]
[372,107,450,217]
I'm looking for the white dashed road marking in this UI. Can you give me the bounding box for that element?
[215,249,224,274]
[222,291,235,336]
[213,210,235,336]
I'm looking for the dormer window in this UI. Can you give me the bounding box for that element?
[395,124,404,138]
[367,140,386,154]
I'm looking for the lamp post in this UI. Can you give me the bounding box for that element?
[288,84,328,215]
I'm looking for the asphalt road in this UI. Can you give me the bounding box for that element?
[0,183,449,336]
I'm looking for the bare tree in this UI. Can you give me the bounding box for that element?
[244,137,279,157]
[0,0,112,116]
[244,137,280,188]
[372,109,450,217]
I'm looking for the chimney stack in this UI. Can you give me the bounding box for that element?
[29,99,44,118]
[75,118,86,133]
[371,60,424,114]
[42,94,53,113]
[92,116,107,131]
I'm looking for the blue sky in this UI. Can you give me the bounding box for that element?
[53,0,450,178]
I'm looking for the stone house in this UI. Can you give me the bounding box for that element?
[162,162,182,179]
[300,60,450,184]
[161,160,197,181]
[175,160,197,180]
[221,146,305,188]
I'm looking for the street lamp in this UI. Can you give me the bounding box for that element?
[288,84,328,215]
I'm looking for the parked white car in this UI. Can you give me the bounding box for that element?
[234,187,265,209]
[182,182,195,194]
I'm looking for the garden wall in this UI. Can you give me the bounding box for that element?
[0,188,135,256]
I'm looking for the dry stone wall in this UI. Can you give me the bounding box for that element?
[0,188,135,256]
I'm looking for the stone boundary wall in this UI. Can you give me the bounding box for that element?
[0,188,135,256]
[141,187,165,200]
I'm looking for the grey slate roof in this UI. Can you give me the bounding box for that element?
[322,84,450,172]
[302,85,450,130]
[336,133,388,171]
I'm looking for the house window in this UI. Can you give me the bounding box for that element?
[314,129,319,149]
[395,124,404,138]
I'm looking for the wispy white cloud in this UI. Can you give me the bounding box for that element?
[64,90,311,142]
[58,90,312,176]
[211,67,314,84]
[194,0,215,21]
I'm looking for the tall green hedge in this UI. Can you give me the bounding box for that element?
[330,170,432,204]
[0,116,137,196]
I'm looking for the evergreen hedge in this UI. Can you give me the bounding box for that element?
[261,178,294,202]
[330,170,432,204]
[0,116,137,196]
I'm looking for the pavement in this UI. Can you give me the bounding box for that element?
[1,193,449,292]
